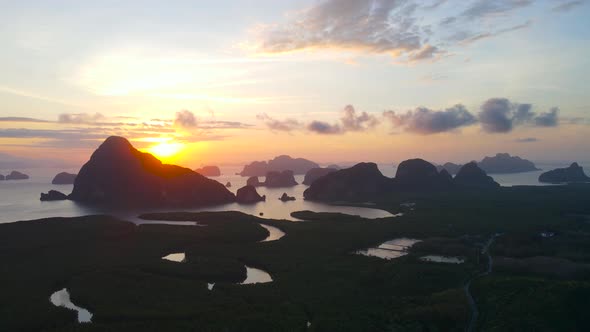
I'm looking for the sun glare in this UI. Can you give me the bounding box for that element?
[148,142,184,160]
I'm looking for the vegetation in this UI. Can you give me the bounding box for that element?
[1,184,590,331]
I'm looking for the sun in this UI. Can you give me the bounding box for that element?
[147,142,184,160]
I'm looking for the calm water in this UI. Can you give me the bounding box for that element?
[258,224,286,242]
[241,265,273,285]
[356,238,422,260]
[420,255,465,264]
[49,288,93,323]
[0,162,579,224]
[162,253,186,263]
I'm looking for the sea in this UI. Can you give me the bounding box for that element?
[0,162,583,225]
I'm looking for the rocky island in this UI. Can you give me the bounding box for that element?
[236,185,266,203]
[478,153,539,174]
[68,136,235,207]
[539,162,590,183]
[195,165,221,177]
[304,159,499,201]
[302,167,338,185]
[247,170,298,188]
[394,159,453,190]
[52,172,77,185]
[453,162,500,189]
[437,153,539,175]
[40,190,68,201]
[435,162,462,175]
[239,155,319,176]
[303,162,394,201]
[279,193,296,201]
[5,171,29,180]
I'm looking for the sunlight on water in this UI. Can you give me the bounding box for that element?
[0,163,575,225]
[356,238,422,260]
[162,252,186,263]
[258,223,286,242]
[240,265,273,284]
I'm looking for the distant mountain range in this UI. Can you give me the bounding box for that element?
[239,155,319,176]
[436,153,539,175]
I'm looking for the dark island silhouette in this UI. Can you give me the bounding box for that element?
[195,165,221,177]
[479,153,539,174]
[435,162,462,175]
[279,192,296,201]
[65,136,235,207]
[302,167,338,185]
[437,153,539,175]
[40,190,68,201]
[247,170,298,188]
[539,163,590,183]
[239,155,319,176]
[5,171,29,180]
[0,174,4,180]
[304,159,499,201]
[395,159,453,190]
[52,172,77,185]
[303,162,394,201]
[236,185,266,203]
[453,162,500,189]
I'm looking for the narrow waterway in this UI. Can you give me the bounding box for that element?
[464,234,499,332]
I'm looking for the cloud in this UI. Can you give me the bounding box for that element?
[58,112,106,124]
[384,104,477,134]
[308,105,379,135]
[479,98,518,133]
[515,137,539,142]
[0,128,109,141]
[174,110,197,128]
[552,0,585,12]
[307,121,343,135]
[341,105,380,131]
[513,103,535,125]
[534,107,559,127]
[422,0,448,10]
[249,0,430,59]
[256,113,302,131]
[478,98,560,133]
[563,116,590,125]
[460,0,534,20]
[407,45,445,62]
[0,152,78,169]
[259,105,379,135]
[455,20,532,45]
[0,117,49,123]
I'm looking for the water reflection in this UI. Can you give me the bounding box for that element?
[49,288,93,323]
[258,224,286,242]
[162,253,186,263]
[0,163,577,224]
[136,220,200,226]
[240,265,273,284]
[356,238,421,260]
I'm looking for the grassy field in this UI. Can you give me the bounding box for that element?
[1,184,589,331]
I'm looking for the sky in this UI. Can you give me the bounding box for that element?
[0,0,589,168]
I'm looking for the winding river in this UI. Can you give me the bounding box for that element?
[49,288,93,323]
